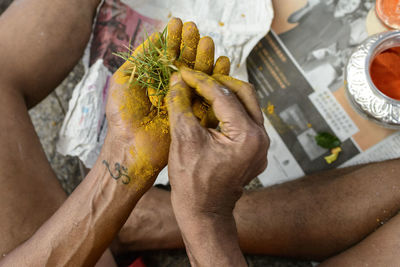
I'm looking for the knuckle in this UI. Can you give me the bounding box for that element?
[198,74,215,87]
[248,83,256,92]
[198,78,223,95]
[172,116,202,141]
[167,88,179,101]
[244,125,269,149]
[241,83,253,93]
[211,73,223,80]
[171,126,192,142]
[245,83,257,98]
[217,85,233,97]
[259,131,270,152]
[258,158,268,174]
[197,78,209,89]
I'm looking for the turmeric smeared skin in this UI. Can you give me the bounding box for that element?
[194,36,215,75]
[131,32,162,57]
[117,32,162,81]
[166,73,211,127]
[192,97,208,125]
[126,111,170,190]
[147,86,166,109]
[167,72,198,126]
[213,56,231,75]
[197,56,231,126]
[167,17,183,60]
[128,148,158,190]
[192,96,219,127]
[195,100,218,128]
[180,22,200,68]
[148,17,182,109]
[114,80,150,128]
[116,19,234,136]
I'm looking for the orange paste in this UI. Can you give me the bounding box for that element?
[370,46,400,100]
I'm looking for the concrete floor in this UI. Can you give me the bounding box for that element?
[1,1,312,266]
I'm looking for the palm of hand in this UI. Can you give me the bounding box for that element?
[106,41,170,176]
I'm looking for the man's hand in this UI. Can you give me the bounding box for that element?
[167,67,269,266]
[168,67,269,217]
[105,20,177,192]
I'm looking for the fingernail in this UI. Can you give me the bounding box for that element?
[220,86,231,96]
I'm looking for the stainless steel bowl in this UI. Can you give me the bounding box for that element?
[345,30,400,129]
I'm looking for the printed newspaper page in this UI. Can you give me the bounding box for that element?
[249,0,400,187]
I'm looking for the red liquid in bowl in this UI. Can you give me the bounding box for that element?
[370,46,400,100]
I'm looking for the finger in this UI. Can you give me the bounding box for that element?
[132,32,162,57]
[167,72,200,134]
[194,36,215,75]
[147,86,166,109]
[192,97,219,128]
[213,74,263,126]
[192,97,207,124]
[180,67,251,133]
[204,107,219,128]
[180,22,200,68]
[119,32,162,72]
[113,32,162,121]
[213,56,231,75]
[167,17,183,60]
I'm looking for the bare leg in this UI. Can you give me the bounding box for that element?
[0,0,115,265]
[234,160,400,260]
[0,0,98,108]
[120,169,361,252]
[321,212,400,266]
[116,187,183,253]
[117,160,400,261]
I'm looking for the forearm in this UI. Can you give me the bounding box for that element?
[0,0,101,107]
[175,210,247,267]
[0,136,155,266]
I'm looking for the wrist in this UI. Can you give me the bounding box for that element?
[177,210,236,231]
[172,199,236,236]
[100,132,159,192]
[171,188,242,221]
[174,207,246,266]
